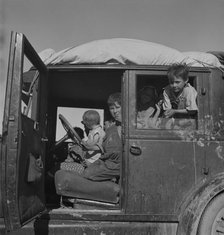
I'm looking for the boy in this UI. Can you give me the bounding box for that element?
[62,110,105,172]
[81,110,105,165]
[162,63,198,118]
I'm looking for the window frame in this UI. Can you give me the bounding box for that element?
[128,70,206,140]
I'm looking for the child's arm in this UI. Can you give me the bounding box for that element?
[164,86,198,118]
[164,108,189,118]
[81,133,101,151]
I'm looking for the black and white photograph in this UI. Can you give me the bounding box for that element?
[0,0,224,234]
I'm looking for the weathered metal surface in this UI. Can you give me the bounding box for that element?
[177,173,224,235]
[5,219,178,235]
[1,31,48,232]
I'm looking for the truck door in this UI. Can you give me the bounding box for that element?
[1,32,48,231]
[124,70,207,219]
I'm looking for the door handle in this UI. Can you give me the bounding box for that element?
[130,145,142,156]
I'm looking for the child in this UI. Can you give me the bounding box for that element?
[61,111,105,172]
[162,63,198,119]
[137,86,161,129]
[81,110,105,165]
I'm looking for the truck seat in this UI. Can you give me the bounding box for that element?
[54,170,120,204]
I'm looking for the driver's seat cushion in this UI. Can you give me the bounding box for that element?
[55,170,120,203]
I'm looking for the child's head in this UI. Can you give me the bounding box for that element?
[138,86,158,110]
[82,110,100,129]
[167,63,189,93]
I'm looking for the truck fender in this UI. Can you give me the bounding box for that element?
[177,173,224,235]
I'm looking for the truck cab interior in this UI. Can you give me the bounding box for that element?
[23,64,125,210]
[45,68,123,209]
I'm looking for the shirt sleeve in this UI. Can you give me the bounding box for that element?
[86,132,100,146]
[82,131,100,150]
[185,87,198,111]
[162,89,172,110]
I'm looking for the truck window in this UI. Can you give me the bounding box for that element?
[56,107,104,141]
[136,74,198,130]
[22,56,40,122]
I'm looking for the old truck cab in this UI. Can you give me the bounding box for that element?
[1,31,224,235]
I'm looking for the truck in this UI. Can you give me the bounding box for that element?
[1,31,224,234]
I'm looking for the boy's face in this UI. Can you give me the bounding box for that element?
[169,76,187,93]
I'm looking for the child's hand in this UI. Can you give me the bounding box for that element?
[164,109,176,118]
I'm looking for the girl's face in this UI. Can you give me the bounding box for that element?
[109,101,122,122]
[169,76,187,93]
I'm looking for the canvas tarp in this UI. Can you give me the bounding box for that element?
[38,38,223,68]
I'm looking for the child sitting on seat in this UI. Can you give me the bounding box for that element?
[62,110,105,172]
[80,110,105,166]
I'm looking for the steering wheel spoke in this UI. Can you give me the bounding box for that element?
[54,114,82,149]
[55,133,69,148]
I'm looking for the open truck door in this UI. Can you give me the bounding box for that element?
[1,32,48,232]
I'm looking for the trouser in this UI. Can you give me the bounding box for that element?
[83,159,120,181]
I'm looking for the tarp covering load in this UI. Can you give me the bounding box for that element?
[39,38,223,68]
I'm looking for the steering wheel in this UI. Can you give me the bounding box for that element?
[54,114,82,149]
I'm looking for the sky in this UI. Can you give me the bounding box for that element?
[1,0,224,133]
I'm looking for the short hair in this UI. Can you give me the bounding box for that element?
[167,63,189,81]
[107,92,121,106]
[82,110,100,128]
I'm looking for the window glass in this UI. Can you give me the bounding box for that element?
[21,56,40,121]
[56,107,104,141]
[136,75,198,130]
